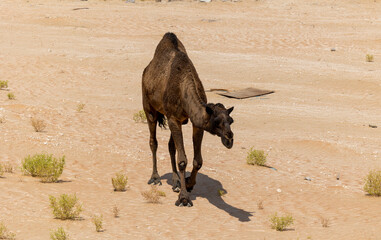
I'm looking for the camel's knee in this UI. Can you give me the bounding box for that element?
[193,159,202,170]
[178,160,187,171]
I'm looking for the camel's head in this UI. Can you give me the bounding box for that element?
[204,103,234,149]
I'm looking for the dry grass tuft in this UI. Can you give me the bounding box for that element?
[0,222,16,240]
[364,170,381,196]
[247,147,267,166]
[31,118,46,132]
[1,162,14,174]
[270,212,294,231]
[111,172,128,191]
[141,185,166,203]
[22,153,65,183]
[133,110,147,123]
[257,200,264,210]
[366,54,374,62]
[50,227,70,240]
[0,80,8,89]
[320,217,330,228]
[91,214,103,232]
[76,103,85,112]
[112,205,120,218]
[49,194,83,220]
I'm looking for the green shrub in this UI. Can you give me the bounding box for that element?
[247,147,267,166]
[364,170,381,196]
[112,172,128,191]
[0,222,16,240]
[270,212,294,231]
[366,54,374,62]
[218,189,226,197]
[0,80,8,89]
[22,154,65,182]
[133,110,147,123]
[7,93,15,100]
[49,194,83,220]
[50,227,70,240]
[91,214,103,232]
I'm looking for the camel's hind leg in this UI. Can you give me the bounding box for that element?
[145,108,162,185]
[186,125,204,192]
[169,134,180,192]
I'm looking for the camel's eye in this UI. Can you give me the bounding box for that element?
[214,117,222,125]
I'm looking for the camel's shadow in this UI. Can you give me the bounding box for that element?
[161,172,253,222]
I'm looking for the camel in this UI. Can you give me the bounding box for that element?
[142,32,234,207]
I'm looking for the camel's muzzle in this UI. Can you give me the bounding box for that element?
[221,136,234,149]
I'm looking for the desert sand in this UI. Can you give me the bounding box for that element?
[1,0,381,239]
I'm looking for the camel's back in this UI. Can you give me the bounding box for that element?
[142,33,206,115]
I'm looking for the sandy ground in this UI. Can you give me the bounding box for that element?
[1,0,381,239]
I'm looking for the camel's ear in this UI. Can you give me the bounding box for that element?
[205,104,214,115]
[227,106,234,115]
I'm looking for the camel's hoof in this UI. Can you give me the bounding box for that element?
[172,180,181,192]
[147,178,162,185]
[175,197,193,207]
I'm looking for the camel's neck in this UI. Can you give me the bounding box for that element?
[182,80,208,129]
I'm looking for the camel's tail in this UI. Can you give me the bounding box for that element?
[157,112,167,129]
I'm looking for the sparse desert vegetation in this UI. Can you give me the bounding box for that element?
[7,92,15,100]
[1,162,14,174]
[257,200,264,210]
[22,153,65,182]
[320,217,330,228]
[49,194,83,220]
[270,212,294,231]
[31,118,46,132]
[141,186,166,203]
[133,110,147,123]
[91,214,103,232]
[0,165,3,178]
[50,227,70,240]
[0,80,8,89]
[0,222,16,240]
[218,189,226,197]
[366,54,374,62]
[364,170,381,196]
[111,172,128,191]
[76,103,85,112]
[112,205,120,218]
[246,147,267,166]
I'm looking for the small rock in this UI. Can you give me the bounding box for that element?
[304,177,311,181]
[369,124,377,128]
[336,173,340,180]
[276,188,282,193]
[331,48,336,51]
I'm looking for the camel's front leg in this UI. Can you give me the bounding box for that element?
[168,118,192,207]
[185,125,204,192]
